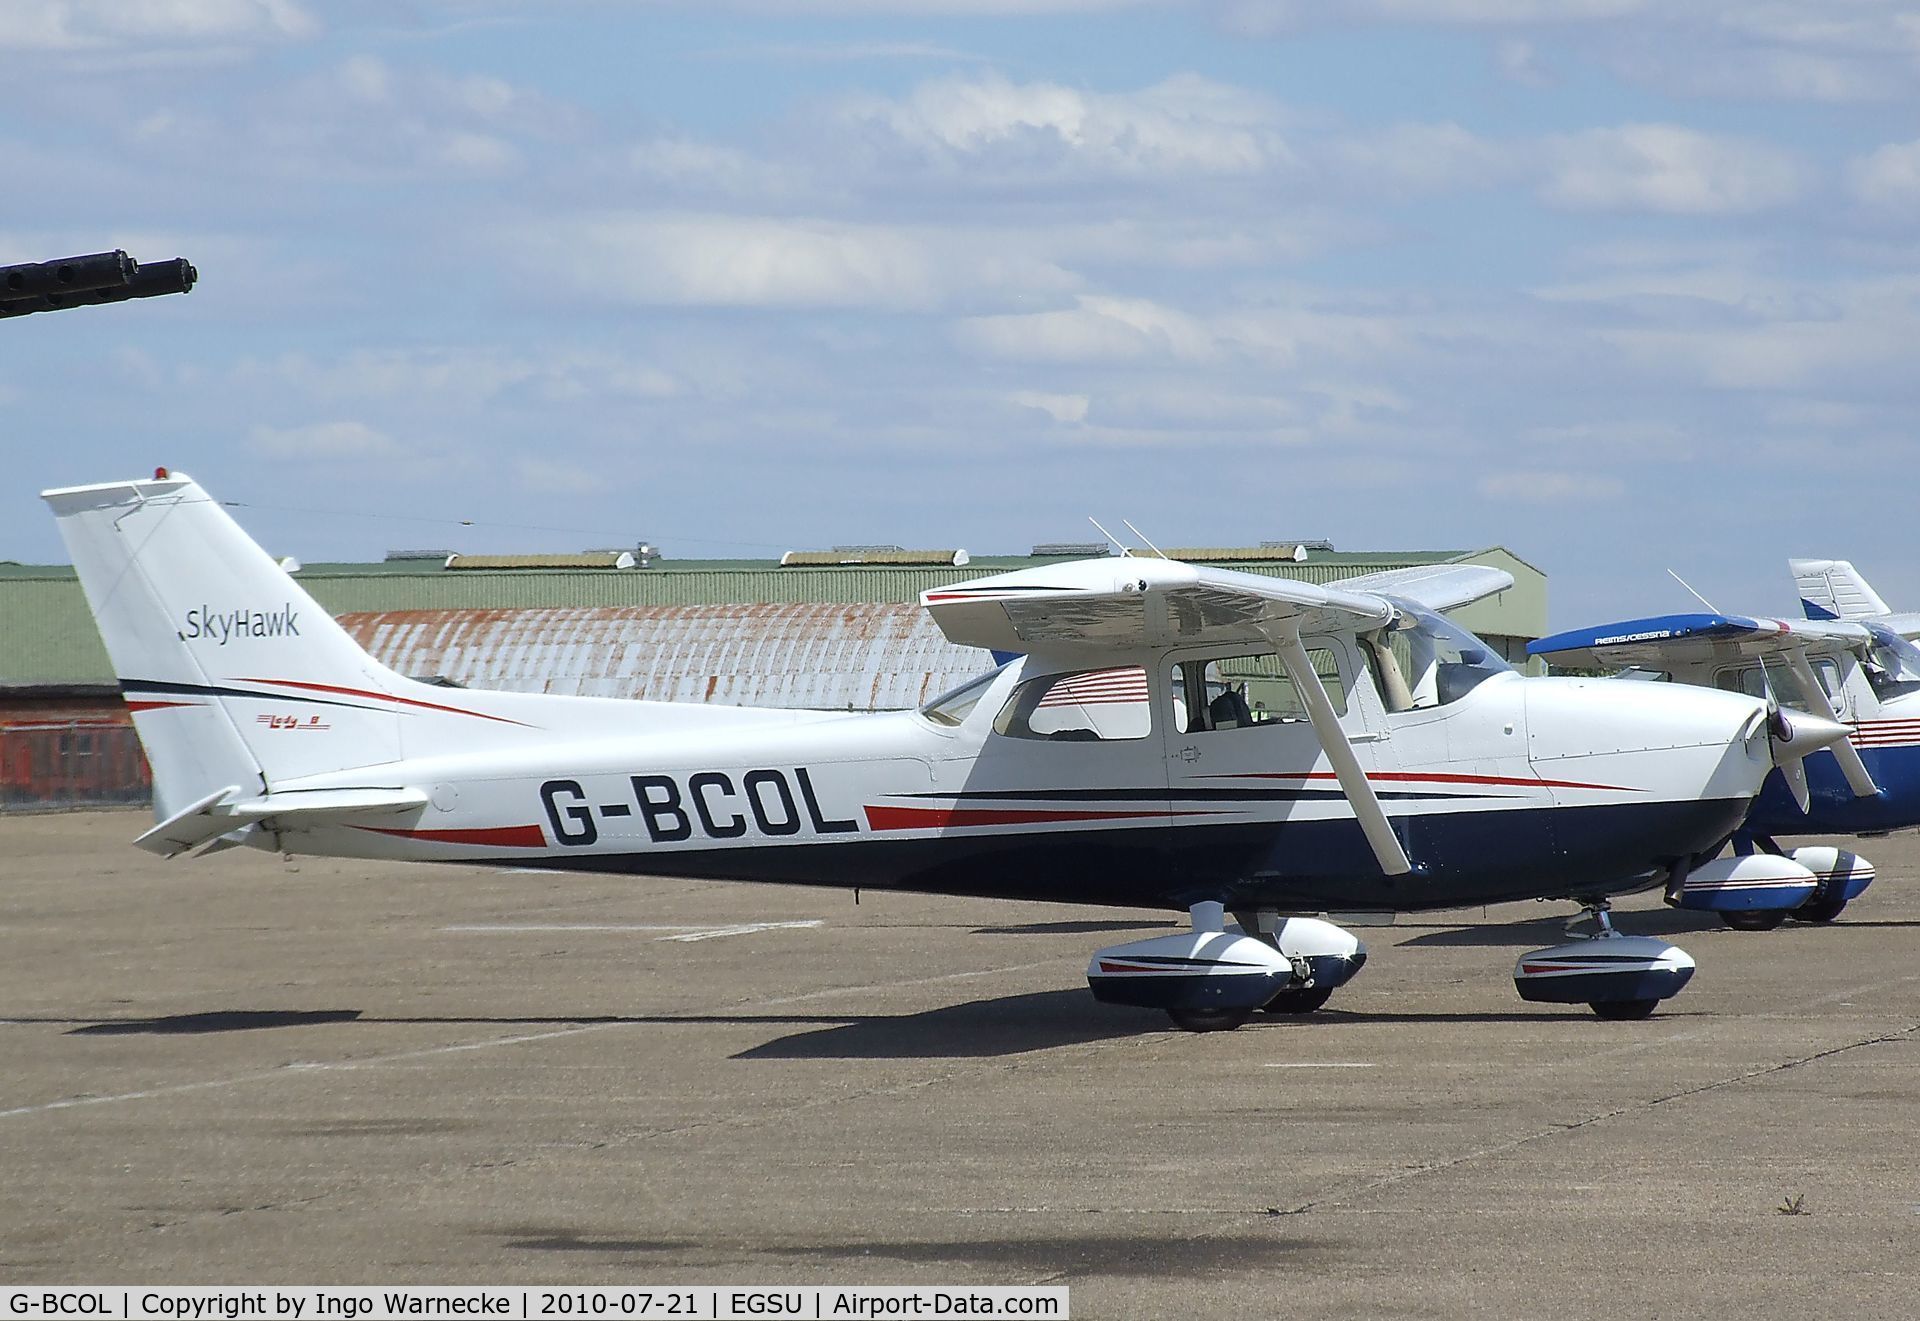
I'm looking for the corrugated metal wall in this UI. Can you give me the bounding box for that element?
[1,550,1547,685]
[340,602,994,711]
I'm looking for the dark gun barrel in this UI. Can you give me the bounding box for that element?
[0,255,196,320]
[0,250,136,301]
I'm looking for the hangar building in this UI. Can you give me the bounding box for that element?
[0,541,1546,810]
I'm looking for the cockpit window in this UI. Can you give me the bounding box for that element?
[1360,600,1513,713]
[993,666,1151,741]
[919,666,1006,727]
[1863,624,1920,701]
[1168,648,1346,734]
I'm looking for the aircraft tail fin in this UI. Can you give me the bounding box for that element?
[1791,558,1892,621]
[43,471,409,820]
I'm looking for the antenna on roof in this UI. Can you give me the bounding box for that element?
[1121,519,1166,560]
[1671,566,1785,710]
[1667,568,1720,615]
[1087,516,1131,558]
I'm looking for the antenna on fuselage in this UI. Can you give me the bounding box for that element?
[1121,519,1168,560]
[1088,516,1131,558]
[1670,567,1779,696]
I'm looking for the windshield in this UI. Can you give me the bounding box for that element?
[1863,623,1920,700]
[919,665,1008,727]
[1361,600,1513,712]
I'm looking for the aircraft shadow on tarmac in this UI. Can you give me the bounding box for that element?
[49,991,1163,1057]
[66,1009,366,1035]
[968,919,1173,936]
[492,1226,1318,1275]
[1398,909,1731,947]
[731,989,1165,1059]
[45,988,1612,1046]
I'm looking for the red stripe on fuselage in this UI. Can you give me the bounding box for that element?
[125,700,199,713]
[232,677,532,727]
[356,824,547,848]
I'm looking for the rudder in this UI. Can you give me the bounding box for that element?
[44,471,405,819]
[1791,558,1891,621]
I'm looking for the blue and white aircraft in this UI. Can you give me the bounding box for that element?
[1530,559,1918,930]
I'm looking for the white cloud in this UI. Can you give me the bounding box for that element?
[248,420,398,460]
[511,213,1080,311]
[839,72,1292,177]
[515,458,601,496]
[1849,139,1920,211]
[0,0,316,51]
[238,348,681,407]
[1479,471,1625,503]
[1494,37,1553,86]
[1010,390,1090,424]
[1222,1,1920,103]
[1539,124,1805,215]
[958,296,1217,362]
[1323,121,1509,195]
[1224,0,1646,35]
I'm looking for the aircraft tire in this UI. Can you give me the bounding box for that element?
[1789,897,1848,923]
[1720,910,1789,931]
[1589,998,1659,1021]
[1260,986,1334,1015]
[1166,1008,1254,1033]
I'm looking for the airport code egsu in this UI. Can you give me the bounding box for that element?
[541,769,859,845]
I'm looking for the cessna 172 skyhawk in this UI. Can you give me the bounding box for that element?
[1529,559,1918,931]
[46,472,1849,1028]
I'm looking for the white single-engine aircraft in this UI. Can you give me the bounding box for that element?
[47,472,1849,1028]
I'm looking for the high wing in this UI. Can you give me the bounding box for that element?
[1530,612,1878,803]
[1329,563,1513,614]
[1527,613,1870,672]
[924,555,1419,876]
[922,556,1395,654]
[923,558,1512,655]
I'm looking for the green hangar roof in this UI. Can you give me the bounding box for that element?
[0,546,1546,688]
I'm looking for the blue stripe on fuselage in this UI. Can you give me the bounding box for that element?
[469,795,1750,913]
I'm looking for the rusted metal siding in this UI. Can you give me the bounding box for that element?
[0,721,150,812]
[339,602,995,711]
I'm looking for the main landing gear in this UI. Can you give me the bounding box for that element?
[1085,902,1368,1033]
[1513,901,1696,1020]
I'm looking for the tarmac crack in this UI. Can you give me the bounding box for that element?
[1274,1019,1920,1218]
[1015,1015,1920,1289]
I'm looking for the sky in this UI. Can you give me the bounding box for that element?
[3,0,1918,627]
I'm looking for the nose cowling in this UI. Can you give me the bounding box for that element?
[1767,707,1851,813]
[1523,677,1775,806]
[1769,708,1849,765]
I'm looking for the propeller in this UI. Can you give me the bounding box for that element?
[1666,569,1869,812]
[1767,707,1853,813]
[1782,648,1878,799]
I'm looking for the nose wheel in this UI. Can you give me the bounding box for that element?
[1515,900,1696,1019]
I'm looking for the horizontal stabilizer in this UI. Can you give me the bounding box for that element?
[133,785,245,857]
[132,785,428,858]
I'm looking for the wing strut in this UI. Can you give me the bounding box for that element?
[1783,649,1878,799]
[1269,629,1413,877]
